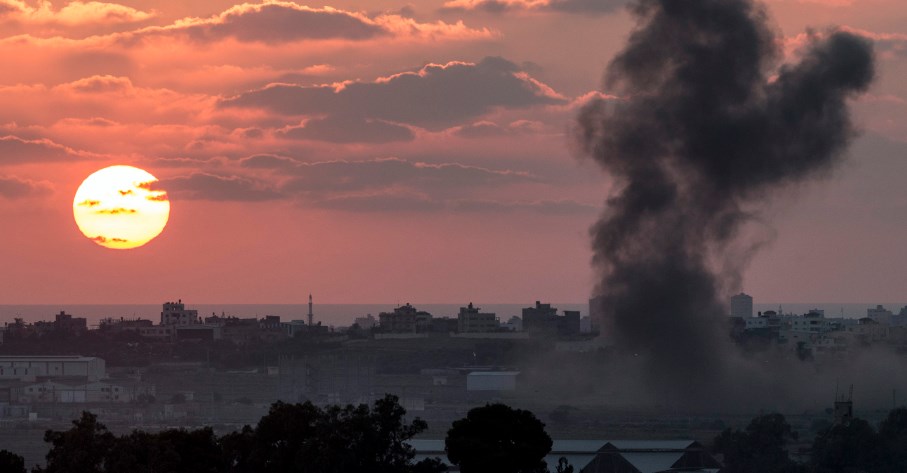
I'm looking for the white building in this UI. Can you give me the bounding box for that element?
[868,305,894,325]
[730,293,753,318]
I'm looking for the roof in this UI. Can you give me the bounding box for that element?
[602,440,699,451]
[0,356,101,362]
[466,371,521,376]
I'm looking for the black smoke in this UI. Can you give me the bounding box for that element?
[576,0,874,400]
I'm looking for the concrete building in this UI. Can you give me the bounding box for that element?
[730,293,754,318]
[161,300,199,325]
[11,378,154,404]
[0,356,106,382]
[457,303,498,333]
[354,314,377,330]
[522,301,581,337]
[868,305,894,325]
[581,440,722,473]
[378,303,432,333]
[466,371,519,391]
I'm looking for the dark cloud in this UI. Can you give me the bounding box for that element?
[278,116,415,143]
[0,135,90,163]
[91,236,128,243]
[222,57,565,131]
[0,176,52,199]
[575,0,874,402]
[156,173,282,201]
[96,208,137,214]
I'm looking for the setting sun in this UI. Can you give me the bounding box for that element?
[72,166,170,249]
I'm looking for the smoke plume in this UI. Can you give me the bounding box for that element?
[576,0,874,400]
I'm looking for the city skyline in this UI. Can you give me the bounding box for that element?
[0,0,905,304]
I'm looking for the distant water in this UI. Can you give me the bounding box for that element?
[1,302,903,328]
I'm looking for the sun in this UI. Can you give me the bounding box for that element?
[73,165,170,249]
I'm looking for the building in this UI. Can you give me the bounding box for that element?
[0,356,106,382]
[522,301,581,337]
[466,371,520,391]
[730,293,754,318]
[457,303,498,333]
[581,440,722,473]
[868,305,894,325]
[410,439,721,473]
[11,378,154,404]
[161,300,199,325]
[378,303,432,333]
[354,315,377,330]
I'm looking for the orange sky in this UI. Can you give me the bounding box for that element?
[1,0,906,304]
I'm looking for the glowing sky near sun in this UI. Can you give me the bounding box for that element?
[0,0,906,304]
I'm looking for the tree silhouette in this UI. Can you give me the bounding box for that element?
[445,403,552,473]
[0,450,26,473]
[36,411,116,473]
[713,413,801,473]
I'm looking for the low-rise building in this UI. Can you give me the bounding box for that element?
[0,356,106,382]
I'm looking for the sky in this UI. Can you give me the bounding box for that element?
[0,0,905,305]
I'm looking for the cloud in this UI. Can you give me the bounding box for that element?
[0,175,52,199]
[77,199,100,206]
[0,0,154,26]
[278,116,415,143]
[450,119,543,138]
[279,157,534,194]
[238,154,299,170]
[95,207,136,214]
[441,0,627,14]
[0,135,93,163]
[155,172,282,201]
[312,192,596,214]
[118,2,495,45]
[223,57,565,131]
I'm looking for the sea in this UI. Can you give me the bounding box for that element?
[0,302,904,328]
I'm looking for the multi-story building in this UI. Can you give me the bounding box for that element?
[522,301,580,337]
[457,303,498,333]
[378,303,432,333]
[730,293,753,318]
[160,300,199,325]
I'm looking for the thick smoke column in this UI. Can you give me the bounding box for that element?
[577,0,874,399]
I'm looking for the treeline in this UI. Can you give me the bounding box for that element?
[0,395,562,473]
[714,408,907,473]
[4,397,906,473]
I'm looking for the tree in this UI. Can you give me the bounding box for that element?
[811,417,883,473]
[36,412,116,473]
[0,450,26,473]
[230,394,444,473]
[713,413,801,473]
[445,403,553,473]
[871,407,907,473]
